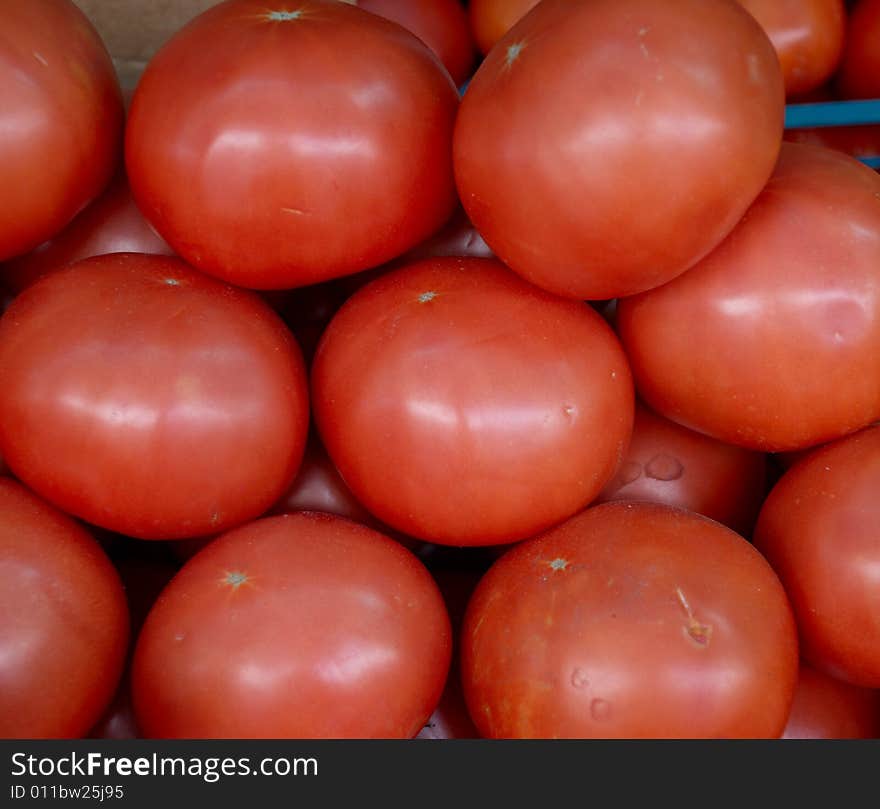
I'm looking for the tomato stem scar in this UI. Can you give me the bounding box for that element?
[418,291,437,303]
[548,558,569,571]
[505,42,524,68]
[222,571,250,590]
[266,10,303,21]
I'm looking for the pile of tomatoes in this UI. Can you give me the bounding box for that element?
[1,0,879,740]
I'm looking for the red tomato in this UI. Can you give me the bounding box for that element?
[837,0,880,99]
[0,0,123,261]
[312,257,634,546]
[594,402,767,537]
[0,478,129,738]
[1,172,174,294]
[618,143,880,452]
[126,0,459,290]
[462,502,799,738]
[454,0,784,300]
[0,253,309,540]
[782,663,880,739]
[737,0,846,97]
[754,425,880,687]
[132,512,451,738]
[468,0,540,55]
[351,0,476,86]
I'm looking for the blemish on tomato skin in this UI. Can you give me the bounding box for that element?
[676,587,713,647]
[570,668,590,689]
[645,453,683,481]
[685,621,712,646]
[417,291,437,303]
[590,698,612,721]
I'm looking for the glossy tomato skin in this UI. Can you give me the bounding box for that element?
[312,257,634,546]
[837,0,880,99]
[454,0,784,301]
[594,402,767,536]
[353,0,476,86]
[1,172,174,294]
[133,513,451,738]
[618,143,880,453]
[462,502,799,739]
[126,0,459,290]
[468,0,540,55]
[754,426,880,687]
[290,207,496,359]
[782,663,880,739]
[276,207,493,364]
[737,0,846,97]
[0,478,129,738]
[0,253,309,540]
[0,0,123,262]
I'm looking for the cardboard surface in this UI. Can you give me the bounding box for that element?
[73,0,223,89]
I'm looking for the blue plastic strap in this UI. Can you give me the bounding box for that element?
[784,100,880,129]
